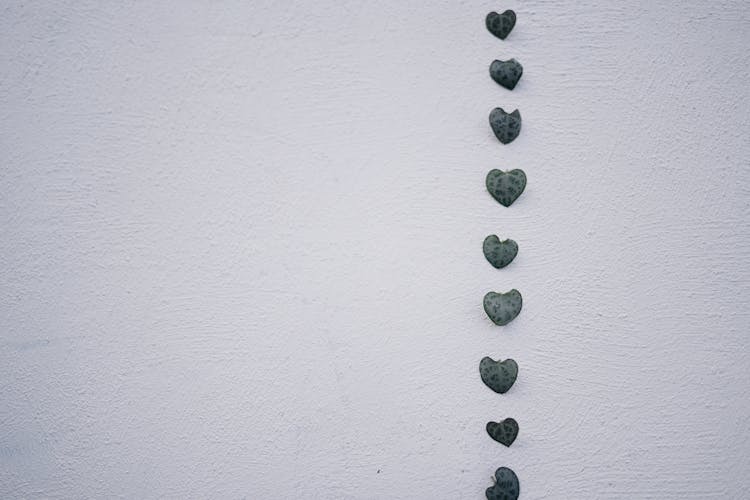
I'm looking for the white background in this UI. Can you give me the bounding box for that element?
[2,1,749,498]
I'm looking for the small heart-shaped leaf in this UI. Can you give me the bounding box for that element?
[483,290,522,325]
[486,10,516,40]
[479,357,518,394]
[489,108,522,144]
[483,235,518,269]
[490,59,523,90]
[486,467,520,500]
[486,418,519,447]
[486,169,526,207]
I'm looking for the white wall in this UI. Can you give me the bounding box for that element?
[2,1,749,498]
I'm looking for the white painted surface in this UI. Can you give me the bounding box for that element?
[2,1,749,498]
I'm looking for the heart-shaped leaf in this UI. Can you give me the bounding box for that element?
[486,467,520,500]
[486,169,526,207]
[483,235,518,269]
[485,10,516,40]
[483,290,522,325]
[489,108,522,144]
[479,357,518,394]
[486,418,519,447]
[490,59,523,90]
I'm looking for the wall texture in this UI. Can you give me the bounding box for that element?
[2,1,749,498]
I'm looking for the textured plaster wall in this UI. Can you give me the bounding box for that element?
[1,1,749,499]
